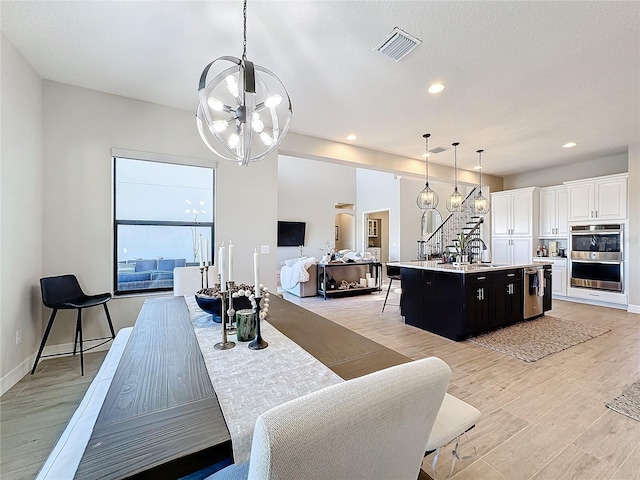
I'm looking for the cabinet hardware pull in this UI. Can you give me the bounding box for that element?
[507,273,515,277]
[477,288,482,300]
[477,276,486,280]
[596,210,598,217]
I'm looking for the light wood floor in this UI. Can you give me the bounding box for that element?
[2,288,639,480]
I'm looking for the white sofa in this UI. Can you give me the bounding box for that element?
[280,258,318,297]
[283,263,317,297]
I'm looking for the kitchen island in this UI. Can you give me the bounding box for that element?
[389,261,552,341]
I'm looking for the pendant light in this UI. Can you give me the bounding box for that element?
[196,0,293,166]
[446,142,464,212]
[472,149,491,215]
[416,133,439,210]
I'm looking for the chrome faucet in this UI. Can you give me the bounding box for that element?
[465,237,487,263]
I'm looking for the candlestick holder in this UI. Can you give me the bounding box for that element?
[214,289,235,350]
[204,265,209,289]
[199,267,205,290]
[249,294,268,350]
[226,281,237,334]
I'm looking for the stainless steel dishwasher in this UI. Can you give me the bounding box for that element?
[524,266,544,319]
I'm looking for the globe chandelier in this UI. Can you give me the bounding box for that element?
[446,142,464,212]
[416,133,439,210]
[196,0,293,166]
[472,149,491,215]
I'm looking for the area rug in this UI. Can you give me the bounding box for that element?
[607,381,640,422]
[469,316,610,362]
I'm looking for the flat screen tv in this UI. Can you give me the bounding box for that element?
[277,221,306,247]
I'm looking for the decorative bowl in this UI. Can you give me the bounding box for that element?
[195,294,252,323]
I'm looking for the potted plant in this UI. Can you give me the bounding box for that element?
[456,233,469,263]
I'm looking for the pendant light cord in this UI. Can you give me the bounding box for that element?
[477,150,483,193]
[452,142,460,190]
[424,133,431,186]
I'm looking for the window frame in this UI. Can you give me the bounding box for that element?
[112,151,216,296]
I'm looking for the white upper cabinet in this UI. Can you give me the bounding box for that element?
[539,186,568,237]
[566,173,628,222]
[491,187,538,237]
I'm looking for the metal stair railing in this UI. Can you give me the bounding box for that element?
[417,188,484,260]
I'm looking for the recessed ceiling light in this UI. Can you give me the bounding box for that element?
[346,134,357,141]
[563,142,577,148]
[428,83,446,94]
[421,153,431,158]
[473,165,482,170]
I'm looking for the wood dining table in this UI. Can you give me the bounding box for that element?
[74,294,411,479]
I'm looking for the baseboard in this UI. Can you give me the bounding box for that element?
[1,339,113,397]
[628,304,640,314]
[0,353,35,396]
[559,295,628,311]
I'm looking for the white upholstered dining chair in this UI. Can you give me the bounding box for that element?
[207,357,451,480]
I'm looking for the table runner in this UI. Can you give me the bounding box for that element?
[185,295,344,463]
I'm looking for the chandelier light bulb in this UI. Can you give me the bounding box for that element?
[252,117,264,133]
[212,120,228,133]
[228,133,240,149]
[259,132,274,146]
[225,75,239,98]
[264,94,283,108]
[207,97,224,112]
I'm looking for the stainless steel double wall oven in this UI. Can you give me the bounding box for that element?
[570,224,623,292]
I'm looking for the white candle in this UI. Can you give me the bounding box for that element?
[205,237,210,266]
[253,249,260,297]
[219,243,226,291]
[228,241,234,281]
[199,235,204,267]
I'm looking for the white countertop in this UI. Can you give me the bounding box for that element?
[387,260,553,274]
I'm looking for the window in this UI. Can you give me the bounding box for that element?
[113,156,214,295]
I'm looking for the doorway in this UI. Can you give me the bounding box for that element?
[334,212,355,251]
[364,210,389,266]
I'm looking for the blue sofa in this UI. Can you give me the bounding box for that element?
[117,258,186,292]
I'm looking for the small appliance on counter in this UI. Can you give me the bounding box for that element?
[548,241,558,257]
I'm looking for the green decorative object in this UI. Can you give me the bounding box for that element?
[236,309,256,342]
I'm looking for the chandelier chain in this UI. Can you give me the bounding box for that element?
[242,0,248,61]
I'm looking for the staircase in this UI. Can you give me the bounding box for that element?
[417,188,487,262]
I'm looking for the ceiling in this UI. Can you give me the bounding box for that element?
[2,1,638,177]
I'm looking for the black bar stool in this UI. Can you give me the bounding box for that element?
[381,265,402,313]
[32,274,115,375]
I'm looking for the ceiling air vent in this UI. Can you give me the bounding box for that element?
[374,27,422,62]
[430,146,448,154]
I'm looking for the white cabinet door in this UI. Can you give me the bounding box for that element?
[511,192,533,236]
[492,194,511,236]
[568,183,594,221]
[491,237,511,265]
[511,237,532,265]
[551,266,567,296]
[539,189,555,237]
[595,177,627,219]
[491,237,532,265]
[556,187,569,236]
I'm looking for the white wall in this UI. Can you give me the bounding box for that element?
[41,81,278,348]
[0,35,44,390]
[356,170,401,259]
[503,153,628,190]
[277,155,356,266]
